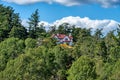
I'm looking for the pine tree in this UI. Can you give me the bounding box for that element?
[9,13,27,39]
[28,9,40,38]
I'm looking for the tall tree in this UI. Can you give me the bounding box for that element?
[28,9,40,38]
[57,23,72,35]
[104,30,118,62]
[0,5,27,40]
[9,13,27,39]
[116,24,120,45]
[0,5,14,41]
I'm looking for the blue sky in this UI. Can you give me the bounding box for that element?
[1,0,120,22]
[0,0,120,34]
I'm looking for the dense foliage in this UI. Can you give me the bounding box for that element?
[0,4,120,80]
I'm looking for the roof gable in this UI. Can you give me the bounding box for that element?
[53,34,73,40]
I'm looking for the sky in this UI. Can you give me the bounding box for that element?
[0,0,120,34]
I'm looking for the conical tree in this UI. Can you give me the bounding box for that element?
[9,13,27,39]
[28,9,40,38]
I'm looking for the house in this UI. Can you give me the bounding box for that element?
[52,33,73,46]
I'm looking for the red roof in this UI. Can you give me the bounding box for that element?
[54,34,73,39]
[69,36,73,39]
[56,34,66,39]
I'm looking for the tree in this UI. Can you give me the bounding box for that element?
[110,59,120,80]
[92,29,107,60]
[104,30,118,62]
[72,27,91,42]
[0,46,55,80]
[0,38,25,72]
[56,23,73,35]
[67,56,96,80]
[0,5,27,40]
[48,25,56,35]
[0,5,14,41]
[25,38,36,49]
[35,23,46,38]
[9,13,27,39]
[97,62,116,80]
[94,29,103,40]
[9,26,27,39]
[28,9,40,38]
[116,24,120,45]
[109,46,120,62]
[0,53,45,80]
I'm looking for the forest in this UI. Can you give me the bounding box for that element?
[0,4,120,80]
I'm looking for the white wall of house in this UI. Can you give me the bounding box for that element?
[53,34,73,46]
[62,36,70,42]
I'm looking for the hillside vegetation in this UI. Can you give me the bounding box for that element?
[0,4,120,80]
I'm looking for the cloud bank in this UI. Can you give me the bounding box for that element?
[3,0,120,7]
[37,16,119,34]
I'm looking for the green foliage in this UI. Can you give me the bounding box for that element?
[110,59,120,80]
[0,5,14,41]
[67,56,96,80]
[0,53,45,80]
[109,46,120,62]
[0,4,120,80]
[0,38,25,72]
[8,13,27,39]
[25,38,36,49]
[9,26,27,39]
[97,62,114,80]
[28,9,39,30]
[27,9,46,38]
[57,23,72,34]
[0,5,27,41]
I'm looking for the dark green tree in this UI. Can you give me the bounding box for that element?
[28,9,41,38]
[9,13,27,39]
[0,5,14,41]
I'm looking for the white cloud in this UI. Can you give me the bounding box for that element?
[21,16,119,35]
[38,21,50,31]
[21,19,28,27]
[2,0,52,5]
[21,19,50,30]
[38,16,119,34]
[53,0,80,6]
[3,0,120,7]
[39,21,50,27]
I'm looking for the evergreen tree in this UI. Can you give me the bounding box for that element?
[9,13,27,39]
[28,9,40,38]
[0,5,14,41]
[0,5,27,40]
